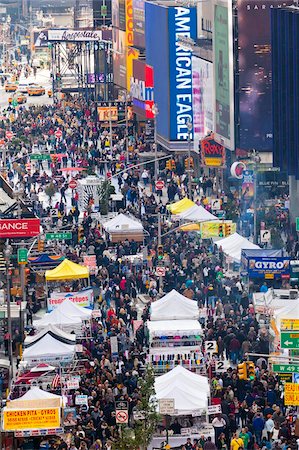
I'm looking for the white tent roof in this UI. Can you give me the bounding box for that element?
[33,306,82,330]
[23,333,75,360]
[24,324,76,347]
[56,299,92,319]
[147,320,202,337]
[14,387,62,402]
[215,232,260,262]
[103,213,144,232]
[154,366,209,415]
[173,204,218,222]
[151,290,199,321]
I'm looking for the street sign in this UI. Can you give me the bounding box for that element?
[69,179,78,190]
[296,217,299,232]
[272,364,299,373]
[116,410,128,424]
[156,266,166,277]
[211,199,221,210]
[29,154,51,161]
[215,360,228,372]
[284,383,299,405]
[155,180,165,191]
[5,131,13,140]
[45,232,72,241]
[50,209,58,217]
[281,331,299,349]
[55,129,63,139]
[115,401,128,410]
[205,341,217,355]
[281,318,299,331]
[260,230,271,243]
[17,248,28,265]
[75,395,88,405]
[159,398,175,415]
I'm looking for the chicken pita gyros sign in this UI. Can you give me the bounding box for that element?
[0,219,41,238]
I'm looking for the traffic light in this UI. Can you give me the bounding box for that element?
[25,268,30,285]
[166,160,172,170]
[157,245,163,259]
[237,362,247,380]
[171,159,176,170]
[247,361,255,380]
[78,226,85,243]
[218,224,224,237]
[225,223,232,236]
[185,157,194,169]
[37,239,44,252]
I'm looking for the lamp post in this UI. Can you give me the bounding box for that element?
[250,149,261,244]
[4,241,14,380]
[152,103,159,184]
[122,93,131,165]
[186,119,193,199]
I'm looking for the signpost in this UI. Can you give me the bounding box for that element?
[155,180,165,191]
[45,232,72,241]
[69,179,78,190]
[158,398,175,415]
[272,364,299,373]
[30,154,51,161]
[17,248,28,265]
[281,331,299,349]
[155,266,166,277]
[115,401,128,424]
[260,230,271,243]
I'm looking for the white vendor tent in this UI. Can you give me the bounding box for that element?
[151,290,199,321]
[154,366,209,415]
[56,299,92,319]
[33,307,82,333]
[6,387,64,408]
[102,213,144,242]
[215,232,260,262]
[22,333,75,364]
[24,324,76,348]
[173,204,218,222]
[147,320,202,338]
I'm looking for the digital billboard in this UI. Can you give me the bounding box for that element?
[237,0,295,152]
[192,56,213,152]
[145,2,170,140]
[130,60,154,118]
[133,0,145,48]
[119,0,126,30]
[112,0,119,28]
[168,6,197,141]
[126,47,139,91]
[213,0,234,150]
[112,28,127,88]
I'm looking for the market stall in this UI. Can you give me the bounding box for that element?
[22,333,76,366]
[215,232,260,263]
[102,213,144,243]
[24,324,76,348]
[168,198,218,222]
[151,290,199,321]
[33,307,83,334]
[45,259,89,282]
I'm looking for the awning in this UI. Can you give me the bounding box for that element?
[45,258,89,281]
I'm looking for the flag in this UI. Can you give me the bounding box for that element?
[51,373,60,389]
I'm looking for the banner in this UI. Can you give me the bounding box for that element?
[98,106,118,122]
[48,29,102,42]
[247,257,290,279]
[284,383,299,405]
[47,289,94,312]
[201,134,225,167]
[3,408,61,431]
[0,218,40,238]
[242,170,254,198]
[63,408,77,426]
[83,255,97,275]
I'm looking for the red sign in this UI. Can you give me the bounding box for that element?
[0,219,41,238]
[131,60,154,119]
[155,180,164,191]
[69,179,77,190]
[5,131,13,140]
[55,129,62,139]
[201,134,225,167]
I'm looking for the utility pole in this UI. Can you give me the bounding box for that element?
[157,211,163,293]
[186,120,193,199]
[251,149,260,244]
[124,94,130,165]
[152,104,159,184]
[4,241,14,380]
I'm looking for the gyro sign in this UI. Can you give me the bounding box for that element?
[247,257,290,279]
[0,219,41,238]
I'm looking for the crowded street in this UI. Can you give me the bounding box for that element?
[0,1,299,450]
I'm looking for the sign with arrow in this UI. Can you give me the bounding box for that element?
[281,331,299,349]
[272,364,299,373]
[260,229,271,243]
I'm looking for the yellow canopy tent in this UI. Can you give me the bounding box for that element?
[45,259,89,281]
[167,198,195,214]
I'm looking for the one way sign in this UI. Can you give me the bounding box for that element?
[260,230,271,243]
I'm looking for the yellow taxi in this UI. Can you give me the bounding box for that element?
[27,85,45,96]
[8,91,27,104]
[5,82,18,93]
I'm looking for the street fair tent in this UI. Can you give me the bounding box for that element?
[147,320,203,338]
[22,333,75,365]
[168,198,218,222]
[102,213,144,242]
[167,198,194,214]
[6,387,64,408]
[33,307,82,333]
[45,258,89,281]
[150,290,199,321]
[55,299,92,319]
[24,324,76,348]
[215,232,260,262]
[154,366,209,415]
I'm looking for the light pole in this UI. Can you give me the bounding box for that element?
[186,119,193,199]
[250,149,261,244]
[152,103,159,184]
[4,241,14,380]
[122,93,131,165]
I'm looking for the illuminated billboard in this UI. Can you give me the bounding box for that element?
[130,60,154,118]
[112,28,127,88]
[133,0,145,48]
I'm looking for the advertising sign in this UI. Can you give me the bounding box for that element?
[119,0,126,30]
[47,289,94,312]
[213,0,234,150]
[241,170,254,198]
[63,408,77,426]
[133,0,145,48]
[33,30,48,47]
[113,28,127,88]
[192,57,214,152]
[2,408,61,431]
[168,6,197,141]
[0,218,40,238]
[83,255,97,275]
[48,29,103,42]
[126,0,134,46]
[130,60,154,118]
[98,106,118,121]
[14,428,64,438]
[112,0,120,28]
[201,134,225,167]
[284,383,299,405]
[247,257,290,279]
[281,318,299,331]
[126,47,139,92]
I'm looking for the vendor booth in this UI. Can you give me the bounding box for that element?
[24,324,76,348]
[168,198,218,222]
[151,290,199,321]
[33,307,83,333]
[215,232,260,263]
[45,259,89,282]
[102,213,144,242]
[22,333,76,366]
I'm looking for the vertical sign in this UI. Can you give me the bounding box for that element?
[213,0,234,150]
[241,170,254,198]
[168,6,197,141]
[126,0,134,46]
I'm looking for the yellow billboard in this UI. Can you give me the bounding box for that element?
[281,319,299,331]
[284,383,299,406]
[126,0,134,47]
[126,47,139,91]
[201,221,236,239]
[3,408,61,431]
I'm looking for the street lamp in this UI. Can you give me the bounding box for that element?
[4,241,14,380]
[249,149,261,244]
[186,119,193,199]
[122,93,131,165]
[152,103,159,184]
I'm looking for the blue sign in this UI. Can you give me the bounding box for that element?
[247,257,290,279]
[168,6,197,141]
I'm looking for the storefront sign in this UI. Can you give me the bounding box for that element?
[48,29,102,42]
[47,289,94,312]
[0,219,40,238]
[284,383,299,405]
[2,408,61,431]
[126,0,134,46]
[247,257,290,279]
[98,106,118,122]
[201,134,225,167]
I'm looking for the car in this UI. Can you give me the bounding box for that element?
[27,85,45,96]
[8,91,27,104]
[18,83,29,94]
[5,82,18,92]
